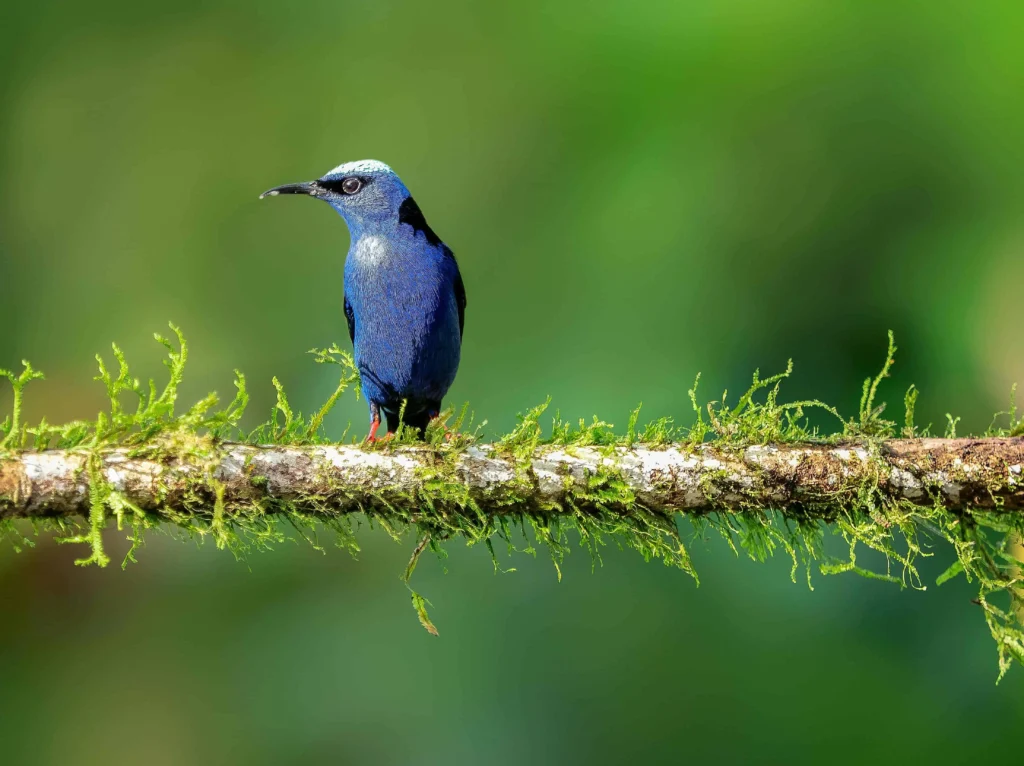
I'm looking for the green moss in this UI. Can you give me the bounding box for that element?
[0,361,45,451]
[1,324,1023,680]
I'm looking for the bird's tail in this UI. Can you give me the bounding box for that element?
[385,407,433,437]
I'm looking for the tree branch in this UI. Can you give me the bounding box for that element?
[2,437,1022,520]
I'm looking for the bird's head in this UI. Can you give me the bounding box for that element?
[260,159,410,235]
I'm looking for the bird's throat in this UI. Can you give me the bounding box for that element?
[350,235,394,268]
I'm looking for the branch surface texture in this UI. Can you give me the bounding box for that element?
[3,438,1022,519]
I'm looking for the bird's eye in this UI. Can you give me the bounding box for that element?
[342,177,362,194]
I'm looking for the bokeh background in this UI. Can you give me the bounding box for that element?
[2,1,1023,763]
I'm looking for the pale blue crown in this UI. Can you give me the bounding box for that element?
[321,159,395,180]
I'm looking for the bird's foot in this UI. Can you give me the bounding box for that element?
[427,413,455,442]
[365,430,396,444]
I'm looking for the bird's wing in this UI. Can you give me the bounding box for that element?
[344,295,355,344]
[441,244,466,339]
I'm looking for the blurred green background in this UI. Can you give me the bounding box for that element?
[2,1,1023,763]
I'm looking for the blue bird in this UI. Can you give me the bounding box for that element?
[261,160,465,440]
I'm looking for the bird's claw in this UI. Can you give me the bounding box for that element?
[427,415,455,442]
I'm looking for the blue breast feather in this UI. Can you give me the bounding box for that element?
[343,220,464,418]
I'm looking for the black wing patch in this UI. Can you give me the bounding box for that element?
[398,196,442,247]
[344,295,355,344]
[438,244,466,338]
[454,268,466,339]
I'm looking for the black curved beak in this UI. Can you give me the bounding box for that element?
[259,181,320,199]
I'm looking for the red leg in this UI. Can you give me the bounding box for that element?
[366,403,382,442]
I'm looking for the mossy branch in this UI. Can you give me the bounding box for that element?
[1,438,1022,521]
[2,325,1024,679]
